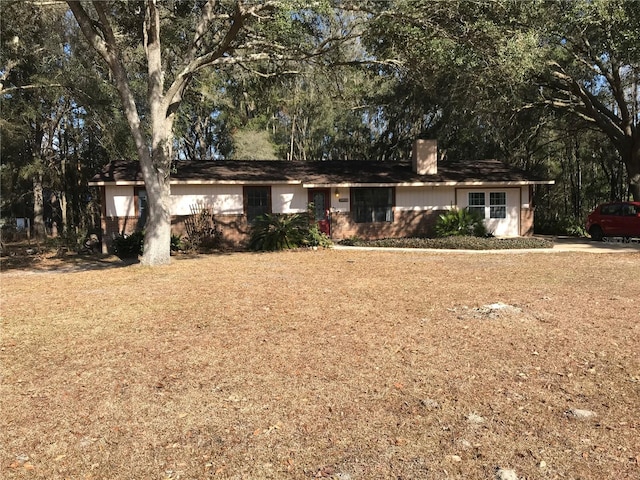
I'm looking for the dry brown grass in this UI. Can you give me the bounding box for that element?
[1,249,639,479]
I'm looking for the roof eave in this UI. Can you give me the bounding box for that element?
[90,179,555,187]
[303,180,555,188]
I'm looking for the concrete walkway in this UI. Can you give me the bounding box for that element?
[334,236,640,254]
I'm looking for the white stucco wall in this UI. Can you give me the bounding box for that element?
[520,185,530,208]
[105,185,136,217]
[105,184,311,217]
[272,185,308,214]
[456,187,521,237]
[170,184,243,215]
[396,186,456,211]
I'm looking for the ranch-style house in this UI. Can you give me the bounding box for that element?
[89,140,554,251]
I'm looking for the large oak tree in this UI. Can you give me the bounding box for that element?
[66,0,342,265]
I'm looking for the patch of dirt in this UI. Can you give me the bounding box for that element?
[1,250,639,479]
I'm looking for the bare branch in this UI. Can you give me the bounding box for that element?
[1,83,66,94]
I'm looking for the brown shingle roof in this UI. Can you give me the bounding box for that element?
[89,159,553,186]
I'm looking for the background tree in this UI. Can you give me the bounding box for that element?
[362,0,639,201]
[1,1,79,239]
[1,0,129,243]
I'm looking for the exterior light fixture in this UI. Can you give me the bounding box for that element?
[335,188,340,198]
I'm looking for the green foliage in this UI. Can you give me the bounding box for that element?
[249,213,308,251]
[303,223,333,249]
[248,209,333,251]
[111,231,144,259]
[232,129,278,160]
[45,230,98,254]
[338,236,553,250]
[534,213,588,237]
[338,236,364,247]
[171,234,184,252]
[435,208,488,238]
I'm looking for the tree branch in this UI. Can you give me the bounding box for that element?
[67,1,149,161]
[1,83,66,94]
[164,1,247,113]
[546,62,626,143]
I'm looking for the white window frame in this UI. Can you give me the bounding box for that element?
[490,192,507,219]
[468,192,486,219]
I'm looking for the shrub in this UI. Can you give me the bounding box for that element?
[171,234,184,252]
[435,208,488,237]
[184,205,220,251]
[338,236,553,250]
[249,213,308,251]
[111,231,144,258]
[535,213,587,237]
[45,230,88,253]
[302,224,333,248]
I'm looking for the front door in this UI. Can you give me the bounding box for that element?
[309,189,331,236]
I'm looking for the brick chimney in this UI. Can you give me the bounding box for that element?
[412,139,438,175]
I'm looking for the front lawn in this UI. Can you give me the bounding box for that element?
[1,250,638,479]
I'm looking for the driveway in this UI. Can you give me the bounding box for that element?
[546,235,640,253]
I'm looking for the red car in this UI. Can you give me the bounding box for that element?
[586,201,640,241]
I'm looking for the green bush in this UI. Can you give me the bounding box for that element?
[171,234,184,252]
[435,208,488,237]
[111,231,144,258]
[535,213,587,237]
[45,230,92,253]
[249,213,308,251]
[249,212,333,251]
[303,224,333,248]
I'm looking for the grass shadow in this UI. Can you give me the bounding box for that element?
[0,251,139,274]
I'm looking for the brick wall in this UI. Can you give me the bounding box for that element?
[172,214,248,249]
[330,209,444,240]
[102,214,250,251]
[102,207,530,251]
[520,208,534,236]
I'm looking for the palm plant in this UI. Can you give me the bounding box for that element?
[435,208,488,237]
[248,213,309,251]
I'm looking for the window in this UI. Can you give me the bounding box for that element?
[244,186,271,223]
[468,192,485,219]
[622,203,640,216]
[601,204,622,216]
[134,187,148,228]
[352,187,394,223]
[490,192,507,219]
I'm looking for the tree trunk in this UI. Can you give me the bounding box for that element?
[33,175,46,239]
[60,191,68,235]
[626,141,640,201]
[139,119,173,267]
[139,162,171,266]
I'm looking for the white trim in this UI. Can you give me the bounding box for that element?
[89,181,145,186]
[302,181,554,188]
[89,179,302,187]
[172,180,302,186]
[91,179,555,187]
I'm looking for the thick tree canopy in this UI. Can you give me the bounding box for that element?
[364,0,639,199]
[2,0,638,260]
